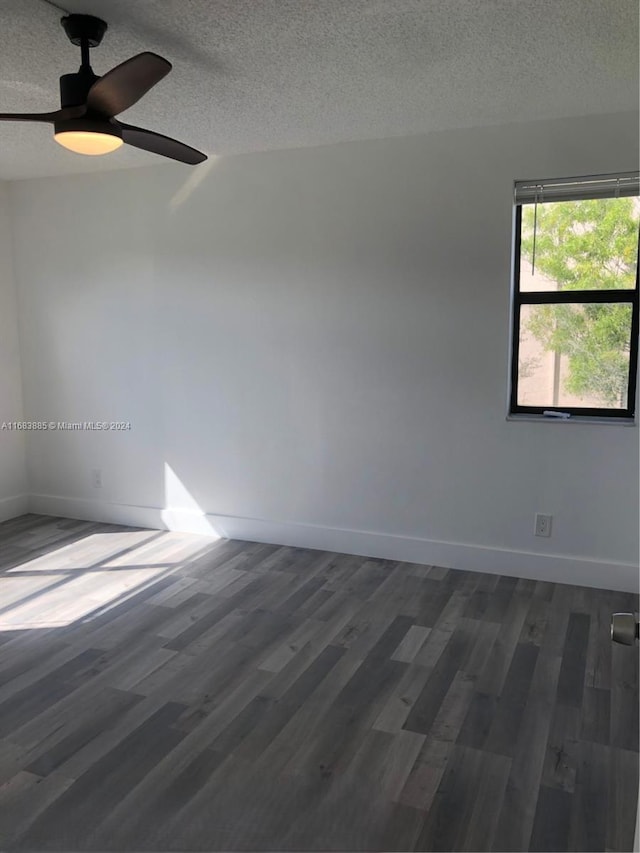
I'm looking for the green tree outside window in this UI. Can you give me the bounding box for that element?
[520,198,639,406]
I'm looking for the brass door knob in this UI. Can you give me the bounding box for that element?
[611,612,639,645]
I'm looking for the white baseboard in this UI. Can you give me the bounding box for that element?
[0,494,29,523]
[28,493,640,593]
[30,493,166,530]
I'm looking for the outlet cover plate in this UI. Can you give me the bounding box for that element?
[535,513,552,537]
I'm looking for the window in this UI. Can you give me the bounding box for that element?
[510,172,639,419]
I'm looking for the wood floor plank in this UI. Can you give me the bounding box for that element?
[456,690,497,750]
[462,617,500,678]
[580,685,611,746]
[0,649,104,737]
[254,652,364,777]
[19,702,188,848]
[258,597,363,699]
[398,736,453,812]
[390,624,431,662]
[0,739,29,786]
[584,587,613,689]
[529,784,573,851]
[403,626,473,735]
[482,575,519,623]
[414,744,486,851]
[492,651,563,851]
[427,669,476,745]
[607,747,640,852]
[234,645,346,762]
[460,751,512,852]
[475,591,532,696]
[0,770,75,848]
[90,664,276,850]
[569,739,609,852]
[24,687,143,777]
[556,612,591,707]
[541,702,582,794]
[483,641,539,756]
[286,655,407,777]
[611,683,639,752]
[373,662,433,734]
[88,746,226,850]
[0,513,636,852]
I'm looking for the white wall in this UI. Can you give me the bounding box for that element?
[0,181,27,520]
[9,111,640,590]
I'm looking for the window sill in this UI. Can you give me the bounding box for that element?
[506,414,637,426]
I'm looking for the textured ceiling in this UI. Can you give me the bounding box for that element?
[0,0,638,179]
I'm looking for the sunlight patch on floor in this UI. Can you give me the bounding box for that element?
[0,528,217,631]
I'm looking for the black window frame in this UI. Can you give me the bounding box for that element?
[509,191,640,420]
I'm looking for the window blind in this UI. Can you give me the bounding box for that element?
[514,172,640,204]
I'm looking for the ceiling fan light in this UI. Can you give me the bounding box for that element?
[54,130,123,155]
[54,120,122,156]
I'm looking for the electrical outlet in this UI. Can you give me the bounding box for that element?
[92,468,102,489]
[535,513,552,537]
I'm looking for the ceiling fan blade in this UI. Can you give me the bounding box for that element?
[0,105,86,123]
[118,122,207,165]
[87,52,171,117]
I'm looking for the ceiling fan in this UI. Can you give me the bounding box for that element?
[0,14,207,165]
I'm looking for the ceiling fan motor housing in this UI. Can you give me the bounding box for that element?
[59,70,98,109]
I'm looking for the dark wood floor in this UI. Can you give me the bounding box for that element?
[0,514,637,852]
